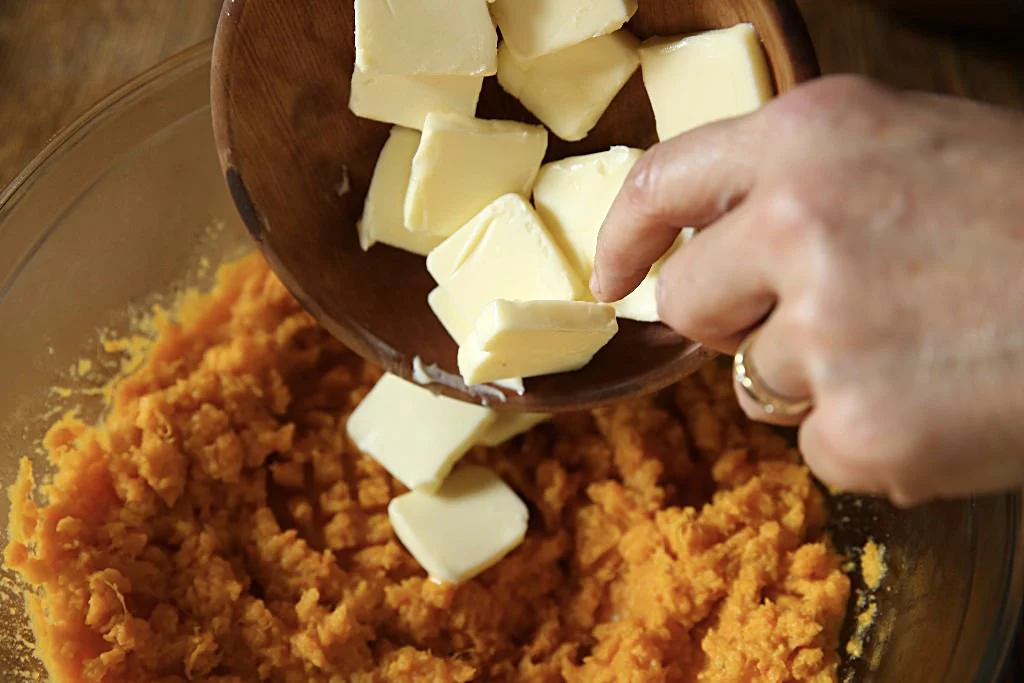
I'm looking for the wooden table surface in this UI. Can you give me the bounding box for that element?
[1,0,1023,680]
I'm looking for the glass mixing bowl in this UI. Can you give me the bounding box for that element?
[0,43,1021,682]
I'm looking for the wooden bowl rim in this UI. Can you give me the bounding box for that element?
[209,0,820,412]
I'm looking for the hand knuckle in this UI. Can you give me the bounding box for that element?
[655,270,702,336]
[827,393,887,457]
[786,291,840,356]
[775,75,882,119]
[800,415,872,492]
[759,179,831,246]
[659,295,719,342]
[767,75,899,142]
[807,74,882,103]
[818,392,925,493]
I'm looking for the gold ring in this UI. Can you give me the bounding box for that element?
[733,330,813,417]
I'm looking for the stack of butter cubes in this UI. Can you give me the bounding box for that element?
[348,0,774,585]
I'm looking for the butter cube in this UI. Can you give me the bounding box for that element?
[458,299,618,384]
[533,146,644,283]
[611,235,685,321]
[358,128,446,256]
[388,465,529,584]
[640,24,773,141]
[350,68,483,130]
[354,0,497,76]
[497,30,639,142]
[613,228,696,321]
[479,413,551,447]
[534,148,694,322]
[428,287,472,345]
[490,0,638,61]
[427,288,526,393]
[404,113,548,237]
[347,374,496,492]
[427,194,586,325]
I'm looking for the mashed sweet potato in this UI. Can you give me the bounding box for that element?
[5,253,849,682]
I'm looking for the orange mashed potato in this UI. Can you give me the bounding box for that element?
[5,254,850,682]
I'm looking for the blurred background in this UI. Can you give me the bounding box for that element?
[2,0,1023,188]
[0,0,1022,679]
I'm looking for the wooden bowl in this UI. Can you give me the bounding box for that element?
[210,0,819,412]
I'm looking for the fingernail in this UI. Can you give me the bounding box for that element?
[589,271,602,298]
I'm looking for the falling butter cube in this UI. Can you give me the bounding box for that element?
[349,68,483,130]
[490,0,638,61]
[640,24,773,141]
[458,299,618,385]
[427,194,585,326]
[497,30,639,142]
[388,465,529,584]
[347,374,496,492]
[358,127,446,256]
[478,412,551,447]
[404,114,548,237]
[354,0,497,76]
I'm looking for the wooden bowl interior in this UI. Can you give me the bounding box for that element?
[211,0,818,411]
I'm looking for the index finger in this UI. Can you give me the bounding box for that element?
[591,116,761,302]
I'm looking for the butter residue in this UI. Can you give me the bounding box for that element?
[861,540,887,591]
[843,538,890,674]
[845,600,877,660]
[408,356,510,404]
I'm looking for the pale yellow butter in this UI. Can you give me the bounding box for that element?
[490,0,638,61]
[479,412,551,447]
[640,24,773,141]
[404,114,548,237]
[427,194,586,326]
[354,0,497,76]
[427,287,526,393]
[357,127,446,256]
[497,30,639,142]
[612,236,682,322]
[612,228,696,321]
[533,146,643,283]
[346,373,496,492]
[458,299,618,384]
[428,287,472,345]
[350,68,483,130]
[388,464,529,584]
[534,149,697,322]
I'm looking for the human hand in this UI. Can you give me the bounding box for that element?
[592,75,1024,506]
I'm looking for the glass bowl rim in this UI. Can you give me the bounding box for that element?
[0,42,213,226]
